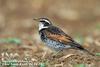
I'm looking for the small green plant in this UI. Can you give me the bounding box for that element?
[95,53,100,56]
[73,64,85,67]
[0,38,21,45]
[39,63,46,67]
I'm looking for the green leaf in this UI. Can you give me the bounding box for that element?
[73,64,85,67]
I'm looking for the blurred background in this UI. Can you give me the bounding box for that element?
[0,0,100,45]
[0,0,100,35]
[0,0,100,67]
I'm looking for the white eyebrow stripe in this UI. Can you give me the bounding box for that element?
[42,19,50,24]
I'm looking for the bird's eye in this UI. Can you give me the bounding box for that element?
[44,22,50,26]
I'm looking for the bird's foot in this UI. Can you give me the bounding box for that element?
[51,50,63,58]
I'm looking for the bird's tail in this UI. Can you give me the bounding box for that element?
[81,48,95,56]
[74,43,95,56]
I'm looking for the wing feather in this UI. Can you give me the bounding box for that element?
[44,26,74,44]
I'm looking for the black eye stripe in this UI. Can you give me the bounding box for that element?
[40,20,45,22]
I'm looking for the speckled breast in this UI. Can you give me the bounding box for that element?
[39,30,68,51]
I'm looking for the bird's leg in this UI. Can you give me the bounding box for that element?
[42,48,53,59]
[42,50,48,59]
[52,49,63,57]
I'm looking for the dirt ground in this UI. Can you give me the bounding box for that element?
[0,32,100,67]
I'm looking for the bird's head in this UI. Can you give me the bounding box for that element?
[34,18,52,31]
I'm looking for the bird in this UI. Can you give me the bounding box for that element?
[34,17,94,56]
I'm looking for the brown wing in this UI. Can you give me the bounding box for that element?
[44,30,73,44]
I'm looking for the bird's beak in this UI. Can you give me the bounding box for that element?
[33,18,39,22]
